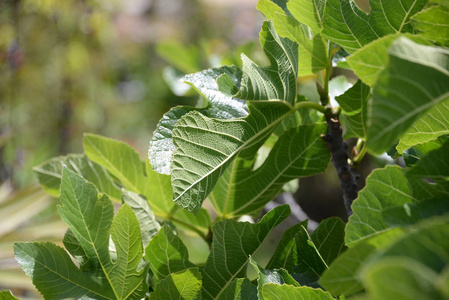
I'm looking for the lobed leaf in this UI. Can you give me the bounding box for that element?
[171,101,293,214]
[310,217,347,266]
[366,37,449,155]
[200,205,290,300]
[149,66,248,175]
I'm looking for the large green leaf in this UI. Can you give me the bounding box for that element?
[345,166,416,246]
[200,205,290,300]
[208,123,330,217]
[149,66,248,175]
[262,284,334,300]
[412,5,449,46]
[257,0,328,76]
[335,80,370,138]
[218,21,298,105]
[149,268,202,300]
[322,0,427,54]
[14,242,114,300]
[320,228,405,296]
[288,0,326,34]
[33,154,121,201]
[171,101,294,214]
[145,224,196,283]
[366,38,449,155]
[58,168,148,299]
[396,100,449,153]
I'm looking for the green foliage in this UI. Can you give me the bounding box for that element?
[13,0,449,299]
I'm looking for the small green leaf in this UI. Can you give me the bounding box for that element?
[322,0,427,53]
[217,278,257,300]
[149,268,202,300]
[122,190,160,249]
[33,154,121,201]
[320,228,405,296]
[262,283,334,300]
[201,205,290,300]
[412,5,449,46]
[335,80,370,138]
[366,38,449,155]
[311,217,347,265]
[145,224,196,283]
[14,242,114,300]
[345,166,415,246]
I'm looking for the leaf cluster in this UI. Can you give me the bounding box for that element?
[8,0,449,299]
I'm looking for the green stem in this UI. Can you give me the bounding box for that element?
[294,101,327,114]
[353,142,367,165]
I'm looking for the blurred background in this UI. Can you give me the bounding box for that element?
[0,0,373,298]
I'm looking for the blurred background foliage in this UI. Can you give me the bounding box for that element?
[0,0,374,298]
